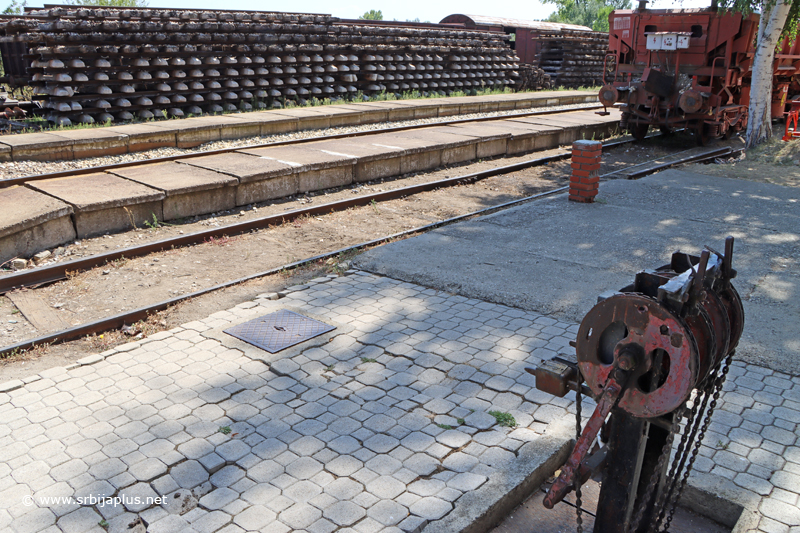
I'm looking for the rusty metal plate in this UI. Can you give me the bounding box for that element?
[224,310,335,353]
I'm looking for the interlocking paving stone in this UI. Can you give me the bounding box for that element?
[3,272,800,533]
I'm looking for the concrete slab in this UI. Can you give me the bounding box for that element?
[348,100,420,121]
[509,112,618,146]
[355,132,446,174]
[206,115,264,141]
[302,105,370,127]
[424,436,572,533]
[0,131,74,161]
[354,169,800,375]
[215,111,300,137]
[181,152,296,206]
[390,127,487,165]
[238,144,356,193]
[442,123,512,158]
[108,162,237,220]
[239,144,355,170]
[50,128,129,159]
[27,172,163,238]
[477,120,564,154]
[265,108,335,131]
[0,186,75,264]
[0,142,11,162]
[331,103,391,123]
[104,123,177,152]
[308,138,407,182]
[146,116,229,148]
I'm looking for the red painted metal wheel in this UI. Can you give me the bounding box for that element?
[575,293,700,418]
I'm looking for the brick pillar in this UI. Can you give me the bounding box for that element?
[569,140,602,203]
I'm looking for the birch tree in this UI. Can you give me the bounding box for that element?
[720,0,799,147]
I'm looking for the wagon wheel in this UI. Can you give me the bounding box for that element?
[722,127,733,140]
[631,123,649,141]
[695,123,711,146]
[659,126,673,136]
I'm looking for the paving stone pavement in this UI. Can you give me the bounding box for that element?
[0,271,798,533]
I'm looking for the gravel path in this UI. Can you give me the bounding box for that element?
[0,103,597,180]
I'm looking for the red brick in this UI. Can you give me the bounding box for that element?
[571,155,600,164]
[580,176,600,185]
[569,181,598,192]
[569,194,592,203]
[569,186,597,195]
[569,194,595,203]
[571,162,601,171]
[571,169,599,178]
[574,147,602,156]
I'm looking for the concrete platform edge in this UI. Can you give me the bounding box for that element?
[422,436,572,533]
[0,91,598,162]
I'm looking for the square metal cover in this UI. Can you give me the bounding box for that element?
[224,310,335,353]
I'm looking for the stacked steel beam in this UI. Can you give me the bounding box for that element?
[533,29,607,88]
[0,7,518,125]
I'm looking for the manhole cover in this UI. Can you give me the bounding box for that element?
[224,309,335,353]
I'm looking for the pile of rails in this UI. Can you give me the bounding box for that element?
[0,7,519,125]
[533,28,607,88]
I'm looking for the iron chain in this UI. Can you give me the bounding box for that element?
[575,375,583,533]
[659,351,734,532]
[626,403,685,533]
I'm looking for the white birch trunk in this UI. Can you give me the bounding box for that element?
[745,0,792,148]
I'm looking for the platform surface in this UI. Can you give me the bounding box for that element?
[355,169,800,375]
[27,173,164,212]
[0,269,797,533]
[0,90,599,162]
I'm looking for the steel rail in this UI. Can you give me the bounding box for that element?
[0,103,603,189]
[0,149,577,294]
[0,135,729,296]
[621,147,732,179]
[0,135,732,358]
[0,186,570,358]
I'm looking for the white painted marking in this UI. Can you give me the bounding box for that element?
[372,143,403,150]
[320,150,356,158]
[260,156,302,167]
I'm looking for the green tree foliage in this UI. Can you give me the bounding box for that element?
[542,0,632,31]
[717,0,799,41]
[3,0,26,14]
[359,9,383,20]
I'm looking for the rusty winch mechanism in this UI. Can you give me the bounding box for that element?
[530,237,744,532]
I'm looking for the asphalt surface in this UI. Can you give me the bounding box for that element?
[355,169,800,375]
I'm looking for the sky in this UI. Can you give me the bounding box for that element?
[40,0,715,24]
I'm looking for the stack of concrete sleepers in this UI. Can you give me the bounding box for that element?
[534,28,607,88]
[0,7,519,125]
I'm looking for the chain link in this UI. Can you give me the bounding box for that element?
[659,351,734,532]
[652,387,708,531]
[626,402,685,533]
[575,376,583,533]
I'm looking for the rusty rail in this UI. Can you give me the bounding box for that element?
[0,132,730,358]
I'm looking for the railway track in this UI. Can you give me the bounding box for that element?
[0,135,733,359]
[0,102,603,188]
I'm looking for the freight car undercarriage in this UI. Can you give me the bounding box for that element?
[620,99,748,145]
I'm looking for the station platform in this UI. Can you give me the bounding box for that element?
[0,91,598,163]
[1,169,798,533]
[0,105,620,266]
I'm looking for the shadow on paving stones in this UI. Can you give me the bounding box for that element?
[0,271,588,533]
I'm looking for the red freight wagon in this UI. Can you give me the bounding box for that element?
[599,1,800,143]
